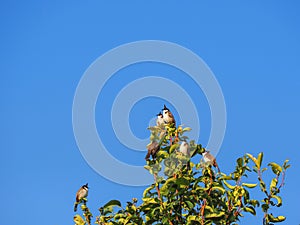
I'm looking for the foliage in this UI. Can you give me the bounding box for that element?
[74,123,290,225]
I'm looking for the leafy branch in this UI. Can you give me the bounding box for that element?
[73,122,290,225]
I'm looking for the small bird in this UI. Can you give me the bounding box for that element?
[162,104,176,126]
[202,151,220,173]
[156,112,164,127]
[179,141,190,156]
[74,183,89,212]
[145,141,160,160]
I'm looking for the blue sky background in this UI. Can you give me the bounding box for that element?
[1,1,300,224]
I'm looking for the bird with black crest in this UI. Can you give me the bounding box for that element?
[74,183,89,212]
[202,150,220,173]
[162,104,176,126]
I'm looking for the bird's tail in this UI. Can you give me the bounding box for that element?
[214,161,221,173]
[74,202,78,212]
[145,151,151,161]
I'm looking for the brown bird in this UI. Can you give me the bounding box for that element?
[145,141,160,160]
[74,183,89,212]
[179,141,190,157]
[162,104,176,126]
[156,112,164,127]
[202,151,220,173]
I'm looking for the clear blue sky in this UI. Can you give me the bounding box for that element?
[1,1,299,225]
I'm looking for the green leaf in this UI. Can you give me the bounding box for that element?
[220,175,233,180]
[142,197,158,204]
[211,186,226,194]
[205,205,214,213]
[175,177,190,188]
[249,199,260,207]
[283,159,290,170]
[270,178,278,192]
[184,200,194,210]
[237,157,243,168]
[243,206,256,215]
[270,195,282,207]
[160,177,176,196]
[103,200,122,209]
[223,180,236,190]
[144,165,151,171]
[182,127,192,132]
[169,143,179,154]
[257,152,263,169]
[246,153,257,165]
[268,162,283,175]
[205,211,225,219]
[268,214,286,222]
[156,151,169,159]
[259,180,267,193]
[242,183,257,188]
[261,203,269,212]
[73,215,85,225]
[143,185,155,198]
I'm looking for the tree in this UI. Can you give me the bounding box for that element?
[73,122,290,225]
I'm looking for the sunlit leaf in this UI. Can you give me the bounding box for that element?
[223,180,236,190]
[246,153,257,165]
[182,127,192,132]
[73,215,85,225]
[243,206,256,215]
[242,183,257,188]
[212,186,226,194]
[271,195,282,207]
[169,143,179,154]
[206,211,225,219]
[257,152,263,169]
[268,214,286,222]
[268,162,282,175]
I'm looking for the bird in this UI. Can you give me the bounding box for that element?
[145,141,160,160]
[162,104,176,126]
[156,112,165,127]
[202,151,220,173]
[74,183,89,212]
[179,141,190,157]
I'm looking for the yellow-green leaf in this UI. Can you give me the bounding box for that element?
[212,186,226,194]
[242,183,257,188]
[182,127,192,132]
[268,214,286,222]
[244,206,256,215]
[271,195,282,207]
[206,211,225,219]
[268,162,283,175]
[246,153,257,165]
[169,144,179,154]
[143,185,154,197]
[257,152,263,169]
[74,215,85,225]
[223,180,236,190]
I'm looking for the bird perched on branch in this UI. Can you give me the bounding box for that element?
[145,141,160,160]
[179,141,190,156]
[162,104,176,126]
[202,151,220,172]
[156,112,164,127]
[74,183,89,212]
